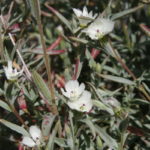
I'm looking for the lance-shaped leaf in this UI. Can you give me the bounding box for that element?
[81,118,96,138]
[42,114,56,137]
[69,37,88,44]
[47,36,63,50]
[95,125,118,149]
[0,100,12,112]
[31,48,66,55]
[28,0,41,20]
[54,138,69,148]
[46,120,60,150]
[93,100,114,115]
[111,4,144,20]
[97,74,135,85]
[32,71,52,103]
[45,3,72,32]
[140,24,150,36]
[72,58,83,80]
[0,119,29,136]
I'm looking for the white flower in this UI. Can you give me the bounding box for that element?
[83,18,114,40]
[3,61,23,81]
[22,136,36,147]
[73,6,97,26]
[67,90,93,112]
[22,125,42,147]
[61,80,85,101]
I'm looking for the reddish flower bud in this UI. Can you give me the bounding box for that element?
[91,48,100,59]
[55,75,65,88]
[17,96,27,110]
[140,24,150,36]
[9,23,20,31]
[18,144,24,150]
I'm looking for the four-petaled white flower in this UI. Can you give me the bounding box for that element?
[67,90,92,112]
[83,18,114,40]
[61,80,85,101]
[22,125,42,147]
[73,6,97,26]
[3,61,23,81]
[61,80,93,112]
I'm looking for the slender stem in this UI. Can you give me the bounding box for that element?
[109,41,150,101]
[118,133,124,150]
[0,15,32,80]
[35,0,58,114]
[37,20,55,102]
[0,28,4,59]
[9,33,32,80]
[115,54,136,80]
[8,101,28,128]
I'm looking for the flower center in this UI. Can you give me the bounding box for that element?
[70,90,78,100]
[80,104,85,110]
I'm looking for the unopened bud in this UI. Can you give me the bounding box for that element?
[91,48,100,59]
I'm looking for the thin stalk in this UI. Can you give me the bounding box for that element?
[37,20,55,103]
[118,133,124,150]
[8,101,28,128]
[0,28,4,59]
[0,15,32,80]
[109,41,150,101]
[9,33,32,80]
[33,0,58,114]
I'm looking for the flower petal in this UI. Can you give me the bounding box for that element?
[73,8,82,17]
[22,136,36,147]
[78,83,85,96]
[61,88,70,98]
[65,80,79,92]
[29,126,42,142]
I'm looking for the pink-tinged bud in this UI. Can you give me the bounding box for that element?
[47,36,62,50]
[72,58,82,80]
[140,24,150,36]
[17,96,27,110]
[55,75,65,88]
[9,23,20,31]
[91,48,100,59]
[18,144,24,150]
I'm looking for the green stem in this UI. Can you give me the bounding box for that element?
[34,0,58,114]
[109,41,150,101]
[119,133,124,150]
[37,20,54,102]
[0,20,4,59]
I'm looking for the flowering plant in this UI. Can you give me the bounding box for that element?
[0,0,149,150]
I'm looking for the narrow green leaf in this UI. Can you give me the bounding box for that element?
[42,114,56,137]
[28,0,41,20]
[45,4,72,32]
[81,118,96,138]
[32,71,52,103]
[104,42,119,58]
[65,124,75,150]
[0,119,29,136]
[0,100,12,112]
[119,117,129,132]
[54,138,69,148]
[111,4,144,20]
[46,120,60,150]
[69,37,88,44]
[96,136,103,149]
[97,74,135,85]
[93,100,114,115]
[95,125,118,149]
